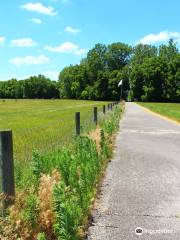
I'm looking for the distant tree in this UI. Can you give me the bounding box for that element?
[0,79,23,98]
[0,75,59,99]
[86,44,107,84]
[131,44,157,64]
[58,41,180,102]
[141,57,168,101]
[107,70,120,100]
[163,54,180,102]
[159,39,179,60]
[106,42,132,70]
[24,75,59,99]
[59,64,87,99]
[1,40,179,102]
[128,64,144,101]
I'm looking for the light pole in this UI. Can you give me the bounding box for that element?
[118,79,123,101]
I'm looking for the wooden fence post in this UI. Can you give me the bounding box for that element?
[94,107,98,125]
[0,130,15,208]
[103,105,106,114]
[75,112,80,135]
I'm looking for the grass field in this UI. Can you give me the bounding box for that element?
[0,101,122,239]
[138,102,180,122]
[0,99,110,182]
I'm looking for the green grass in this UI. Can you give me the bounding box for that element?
[0,105,122,239]
[0,99,109,161]
[138,102,180,122]
[0,99,110,189]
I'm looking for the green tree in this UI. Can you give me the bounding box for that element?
[106,42,132,70]
[131,44,157,64]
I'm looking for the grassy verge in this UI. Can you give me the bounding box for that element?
[0,99,109,163]
[0,104,123,240]
[137,102,180,122]
[0,99,110,191]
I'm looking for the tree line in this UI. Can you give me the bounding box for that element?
[1,39,180,102]
[59,39,180,102]
[0,75,59,99]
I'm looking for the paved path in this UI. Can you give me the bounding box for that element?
[87,102,180,240]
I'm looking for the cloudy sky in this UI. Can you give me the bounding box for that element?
[0,0,180,81]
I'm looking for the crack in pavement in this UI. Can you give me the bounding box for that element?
[94,213,180,220]
[91,224,119,229]
[93,212,180,219]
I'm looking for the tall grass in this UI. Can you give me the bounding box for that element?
[0,99,109,190]
[0,103,122,240]
[0,100,108,162]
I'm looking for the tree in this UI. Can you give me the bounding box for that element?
[24,75,59,99]
[106,42,132,70]
[1,40,179,102]
[164,54,180,102]
[159,39,179,60]
[131,44,157,64]
[59,64,87,99]
[86,44,107,85]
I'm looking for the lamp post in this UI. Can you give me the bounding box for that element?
[118,79,123,101]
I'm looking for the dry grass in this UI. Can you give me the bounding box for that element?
[88,127,101,153]
[0,170,61,240]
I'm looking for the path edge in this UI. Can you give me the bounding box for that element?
[135,103,180,126]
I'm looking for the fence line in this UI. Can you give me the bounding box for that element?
[0,102,118,209]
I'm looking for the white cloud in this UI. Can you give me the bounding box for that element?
[45,42,78,53]
[0,36,5,45]
[45,41,86,55]
[43,70,59,80]
[138,31,180,45]
[11,38,37,47]
[65,26,81,35]
[9,55,50,67]
[74,49,86,55]
[0,73,33,81]
[21,3,57,16]
[30,18,42,24]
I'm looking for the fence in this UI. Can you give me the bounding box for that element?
[0,102,118,208]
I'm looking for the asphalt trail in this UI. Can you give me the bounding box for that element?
[88,102,180,240]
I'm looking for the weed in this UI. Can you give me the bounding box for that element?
[22,194,39,228]
[37,232,46,240]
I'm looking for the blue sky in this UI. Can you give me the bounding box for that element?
[0,0,180,81]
